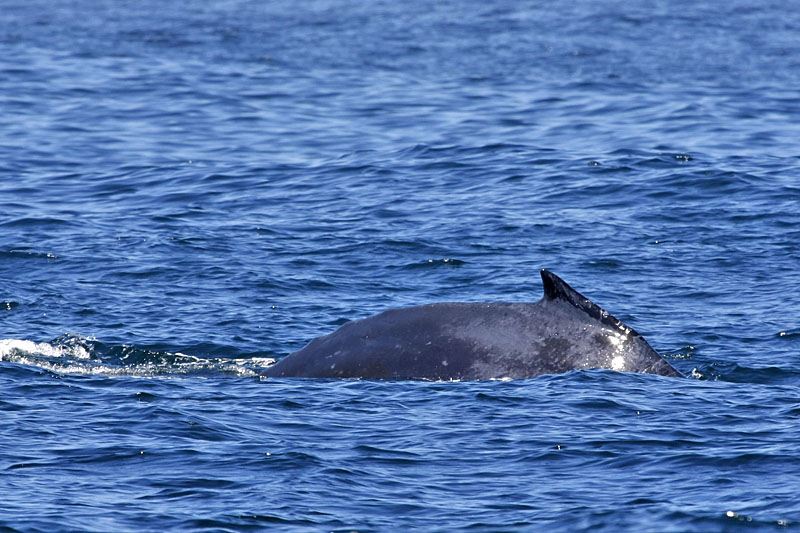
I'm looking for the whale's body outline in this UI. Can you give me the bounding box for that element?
[261,270,683,380]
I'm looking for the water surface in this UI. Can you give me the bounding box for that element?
[2,0,799,531]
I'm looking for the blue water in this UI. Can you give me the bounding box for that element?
[2,0,800,530]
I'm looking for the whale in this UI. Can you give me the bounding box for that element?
[261,269,683,380]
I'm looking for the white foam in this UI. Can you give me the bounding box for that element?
[0,338,91,360]
[0,338,275,378]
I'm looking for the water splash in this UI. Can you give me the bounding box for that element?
[0,335,274,377]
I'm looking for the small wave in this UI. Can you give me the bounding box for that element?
[0,249,59,260]
[0,335,274,378]
[689,360,800,384]
[402,257,466,269]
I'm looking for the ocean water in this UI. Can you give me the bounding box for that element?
[2,0,799,531]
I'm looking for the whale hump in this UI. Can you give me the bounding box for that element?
[540,269,642,337]
[262,270,684,380]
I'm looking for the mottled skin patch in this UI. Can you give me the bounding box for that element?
[262,270,683,380]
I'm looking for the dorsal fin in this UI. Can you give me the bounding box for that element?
[540,269,640,336]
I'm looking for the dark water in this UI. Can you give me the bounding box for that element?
[2,0,800,531]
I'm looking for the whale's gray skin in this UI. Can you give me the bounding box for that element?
[262,270,683,380]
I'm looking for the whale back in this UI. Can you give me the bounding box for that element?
[261,270,683,380]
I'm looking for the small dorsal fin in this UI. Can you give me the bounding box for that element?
[541,269,582,303]
[540,269,639,336]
